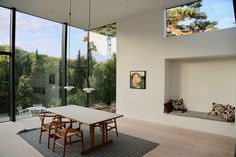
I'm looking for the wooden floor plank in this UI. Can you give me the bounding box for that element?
[0,117,234,157]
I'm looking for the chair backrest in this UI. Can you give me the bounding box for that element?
[38,112,46,127]
[17,106,23,112]
[38,111,58,127]
[53,116,69,134]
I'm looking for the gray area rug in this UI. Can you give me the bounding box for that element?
[18,126,159,157]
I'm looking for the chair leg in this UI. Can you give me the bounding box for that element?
[99,124,103,133]
[114,119,118,136]
[39,128,42,143]
[48,129,51,148]
[81,131,84,152]
[52,135,56,152]
[29,111,32,117]
[63,137,67,157]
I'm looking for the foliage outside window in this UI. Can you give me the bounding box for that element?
[0,56,10,121]
[166,0,236,37]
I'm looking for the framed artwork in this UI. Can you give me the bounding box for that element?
[130,71,146,89]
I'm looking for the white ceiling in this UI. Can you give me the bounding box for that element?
[0,0,195,30]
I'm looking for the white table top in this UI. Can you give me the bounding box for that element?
[27,106,46,111]
[44,105,123,125]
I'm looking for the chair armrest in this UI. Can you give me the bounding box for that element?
[21,108,29,112]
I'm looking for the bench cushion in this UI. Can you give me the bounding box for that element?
[169,110,232,122]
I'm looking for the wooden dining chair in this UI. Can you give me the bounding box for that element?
[106,118,118,136]
[52,118,84,157]
[93,106,118,136]
[96,118,119,137]
[38,111,58,148]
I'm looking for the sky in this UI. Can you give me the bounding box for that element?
[200,0,236,29]
[0,7,10,50]
[0,7,116,62]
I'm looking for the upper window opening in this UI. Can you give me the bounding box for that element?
[166,0,236,37]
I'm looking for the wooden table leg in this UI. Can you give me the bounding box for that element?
[81,123,113,154]
[90,124,95,147]
[105,123,108,142]
[101,122,106,143]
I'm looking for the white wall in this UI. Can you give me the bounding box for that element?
[168,57,236,112]
[116,8,236,137]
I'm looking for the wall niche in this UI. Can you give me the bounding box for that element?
[165,56,236,112]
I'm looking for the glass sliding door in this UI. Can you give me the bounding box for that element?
[15,12,62,119]
[0,55,10,122]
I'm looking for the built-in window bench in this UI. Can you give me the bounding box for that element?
[169,110,234,123]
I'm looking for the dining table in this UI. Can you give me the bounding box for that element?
[44,105,123,154]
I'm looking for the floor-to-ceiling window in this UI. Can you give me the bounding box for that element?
[0,7,11,122]
[89,23,117,112]
[15,12,62,118]
[0,6,117,121]
[66,23,117,112]
[66,26,88,106]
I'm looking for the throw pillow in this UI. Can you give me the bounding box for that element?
[221,104,235,122]
[208,102,226,116]
[164,102,174,113]
[171,98,185,111]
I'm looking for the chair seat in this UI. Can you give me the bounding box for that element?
[56,128,82,137]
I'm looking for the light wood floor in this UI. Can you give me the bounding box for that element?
[0,117,235,157]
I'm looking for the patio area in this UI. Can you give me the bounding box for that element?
[0,116,234,157]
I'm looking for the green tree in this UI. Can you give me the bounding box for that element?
[167,1,217,36]
[31,49,39,74]
[72,50,87,89]
[0,55,10,114]
[16,75,32,108]
[0,45,10,52]
[91,53,116,104]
